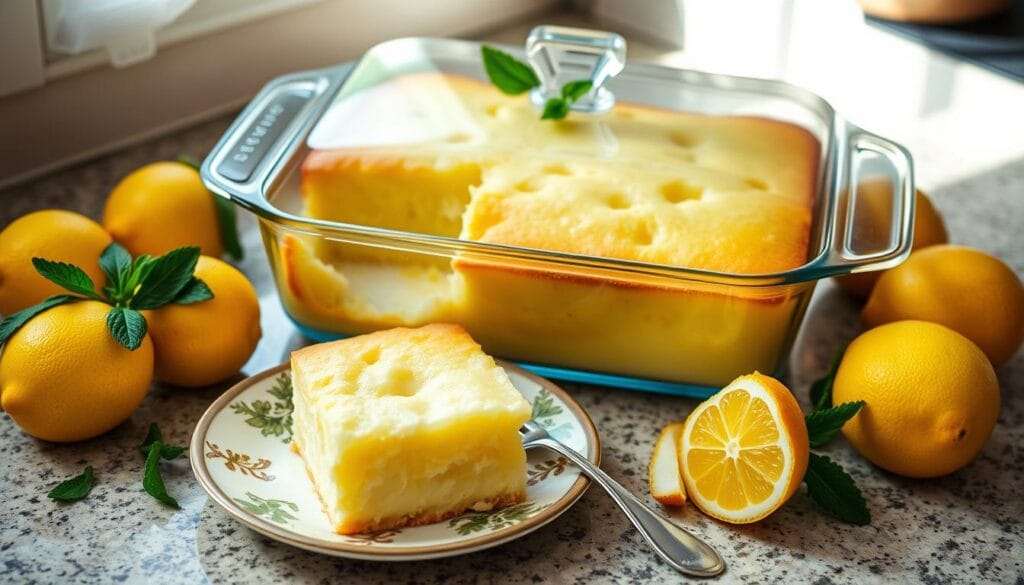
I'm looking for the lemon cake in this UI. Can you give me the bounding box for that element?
[290,323,532,534]
[300,73,817,274]
[281,72,820,386]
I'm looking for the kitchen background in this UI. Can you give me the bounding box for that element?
[4,0,1024,190]
[1,0,1022,583]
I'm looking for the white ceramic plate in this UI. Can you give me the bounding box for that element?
[190,360,600,560]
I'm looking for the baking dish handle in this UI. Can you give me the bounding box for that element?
[817,127,915,278]
[200,64,352,213]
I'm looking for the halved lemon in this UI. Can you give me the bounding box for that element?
[680,372,809,524]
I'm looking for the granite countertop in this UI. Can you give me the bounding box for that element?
[3,21,1024,585]
[1,111,1022,585]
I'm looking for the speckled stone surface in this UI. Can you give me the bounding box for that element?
[2,54,1024,585]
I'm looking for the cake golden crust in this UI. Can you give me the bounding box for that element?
[343,492,525,535]
[291,440,525,535]
[449,257,793,305]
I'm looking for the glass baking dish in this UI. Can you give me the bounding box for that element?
[201,26,915,398]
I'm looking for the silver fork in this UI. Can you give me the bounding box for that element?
[520,420,725,577]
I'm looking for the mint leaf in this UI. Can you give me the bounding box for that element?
[106,252,153,306]
[541,98,570,120]
[804,453,870,525]
[158,445,187,460]
[99,242,133,293]
[806,401,865,448]
[212,194,244,261]
[480,46,594,121]
[130,255,155,286]
[143,442,180,509]
[129,247,200,310]
[172,277,214,305]
[106,307,148,351]
[139,423,187,460]
[561,80,593,101]
[47,466,94,502]
[139,422,163,454]
[542,80,593,120]
[0,295,79,345]
[31,258,102,300]
[481,45,540,95]
[810,343,848,411]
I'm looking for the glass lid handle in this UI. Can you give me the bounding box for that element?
[525,25,626,115]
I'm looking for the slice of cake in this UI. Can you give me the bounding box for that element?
[290,323,532,534]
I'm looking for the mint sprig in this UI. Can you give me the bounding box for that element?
[481,45,540,94]
[480,46,593,121]
[560,79,594,102]
[542,80,594,120]
[129,247,201,310]
[99,241,132,290]
[0,242,214,351]
[804,453,870,525]
[799,342,870,525]
[32,258,104,301]
[139,422,187,460]
[106,307,149,351]
[806,401,865,448]
[143,442,179,509]
[172,277,214,305]
[177,155,244,260]
[140,423,185,509]
[47,466,95,502]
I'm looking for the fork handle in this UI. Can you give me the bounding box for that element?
[528,438,725,577]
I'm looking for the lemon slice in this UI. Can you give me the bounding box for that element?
[649,422,687,506]
[680,372,808,524]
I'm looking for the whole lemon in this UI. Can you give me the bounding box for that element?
[835,181,948,298]
[0,301,153,442]
[144,256,261,387]
[833,321,999,478]
[863,245,1024,367]
[0,210,112,315]
[103,162,223,258]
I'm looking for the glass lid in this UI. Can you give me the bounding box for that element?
[297,26,837,280]
[307,26,630,154]
[306,25,833,154]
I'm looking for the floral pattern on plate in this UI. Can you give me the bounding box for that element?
[190,361,599,560]
[204,442,274,481]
